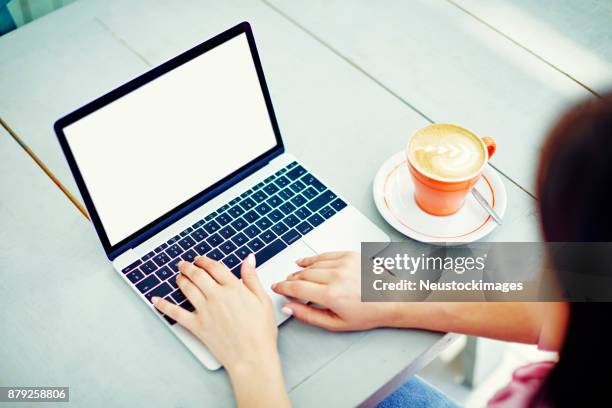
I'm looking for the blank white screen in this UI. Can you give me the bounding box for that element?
[64,34,277,246]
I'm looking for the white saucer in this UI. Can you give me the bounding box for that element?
[373,151,507,244]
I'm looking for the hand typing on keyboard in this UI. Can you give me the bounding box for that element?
[152,255,290,408]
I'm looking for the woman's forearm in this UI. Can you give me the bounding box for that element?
[228,355,291,408]
[385,302,543,344]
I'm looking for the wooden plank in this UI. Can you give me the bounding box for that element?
[266,0,591,195]
[452,0,612,95]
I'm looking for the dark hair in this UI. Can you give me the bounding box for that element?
[532,93,612,407]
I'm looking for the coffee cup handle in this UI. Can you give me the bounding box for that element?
[481,136,496,159]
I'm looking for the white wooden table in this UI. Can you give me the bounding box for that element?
[1,0,609,406]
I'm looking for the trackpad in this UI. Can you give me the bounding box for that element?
[256,241,315,324]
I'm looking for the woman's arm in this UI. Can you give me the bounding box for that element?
[273,252,545,345]
[152,254,290,408]
[387,302,543,344]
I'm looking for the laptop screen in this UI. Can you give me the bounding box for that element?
[62,32,278,246]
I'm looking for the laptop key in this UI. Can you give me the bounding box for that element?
[278,187,295,200]
[166,244,182,258]
[145,282,173,303]
[156,266,173,281]
[287,161,298,169]
[243,225,261,238]
[274,175,290,188]
[303,187,318,200]
[296,221,313,235]
[168,258,181,272]
[271,222,289,235]
[194,241,212,255]
[153,252,171,267]
[126,269,144,284]
[228,205,245,218]
[319,205,336,219]
[268,209,283,223]
[204,212,217,222]
[308,213,325,227]
[255,216,272,231]
[264,175,276,183]
[235,245,251,261]
[142,251,155,261]
[178,236,196,251]
[215,212,232,226]
[168,273,179,288]
[295,207,313,220]
[259,229,277,244]
[240,197,256,210]
[281,229,301,245]
[266,195,282,208]
[140,261,157,275]
[136,275,160,294]
[203,220,221,234]
[286,165,306,180]
[182,249,197,262]
[231,232,248,246]
[222,254,240,269]
[207,248,224,261]
[252,190,268,203]
[255,239,287,266]
[164,315,176,325]
[219,225,237,240]
[306,190,337,213]
[206,233,223,247]
[122,259,142,274]
[244,210,260,223]
[302,174,326,192]
[290,194,307,207]
[283,214,300,228]
[230,217,248,231]
[171,289,187,304]
[330,198,347,211]
[191,228,207,242]
[279,202,296,215]
[289,180,306,193]
[247,238,264,252]
[220,240,237,255]
[263,184,279,195]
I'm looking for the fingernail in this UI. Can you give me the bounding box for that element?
[151,296,161,305]
[280,306,293,316]
[271,283,277,290]
[295,258,303,264]
[178,260,186,266]
[246,253,256,267]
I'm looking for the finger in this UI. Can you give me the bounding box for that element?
[194,256,237,285]
[296,252,347,267]
[281,302,342,331]
[176,274,206,309]
[286,268,332,284]
[272,280,327,304]
[240,253,268,301]
[178,261,216,295]
[152,296,196,328]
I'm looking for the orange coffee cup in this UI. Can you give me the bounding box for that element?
[406,124,496,216]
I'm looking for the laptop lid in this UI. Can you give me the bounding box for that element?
[55,22,284,260]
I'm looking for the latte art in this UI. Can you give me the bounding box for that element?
[409,125,486,180]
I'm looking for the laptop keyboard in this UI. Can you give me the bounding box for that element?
[120,161,347,325]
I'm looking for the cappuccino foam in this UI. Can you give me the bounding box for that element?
[409,125,485,180]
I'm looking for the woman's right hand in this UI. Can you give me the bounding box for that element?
[271,251,397,331]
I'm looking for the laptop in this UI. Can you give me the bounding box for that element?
[54,22,389,370]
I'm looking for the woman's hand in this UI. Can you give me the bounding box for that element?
[152,254,290,408]
[271,251,396,331]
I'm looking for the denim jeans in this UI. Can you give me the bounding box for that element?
[377,376,460,408]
